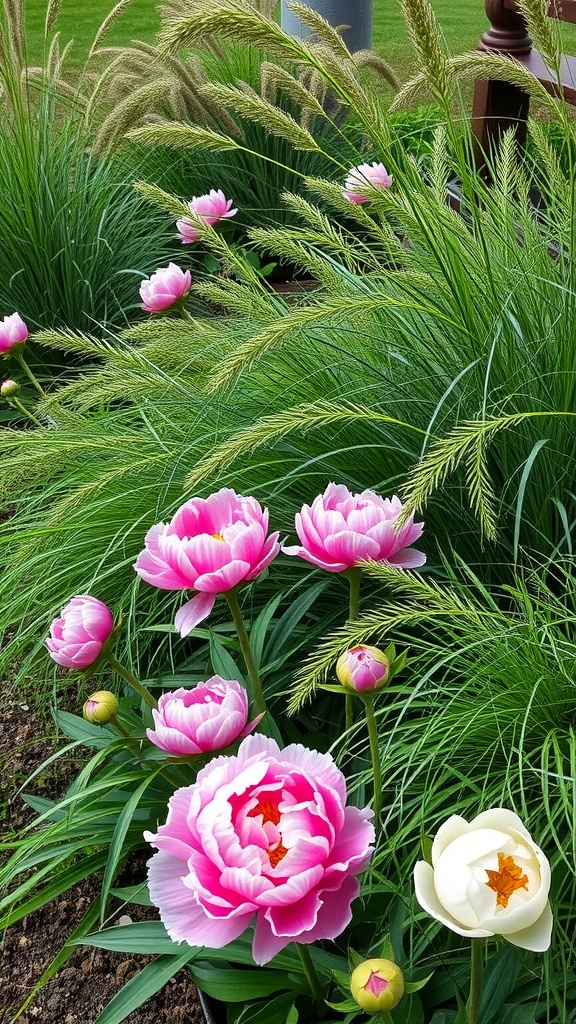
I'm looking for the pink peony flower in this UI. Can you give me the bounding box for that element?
[140,263,192,313]
[145,733,374,964]
[134,487,280,638]
[336,645,390,693]
[46,595,114,669]
[342,162,393,203]
[0,312,28,353]
[146,676,261,755]
[282,483,425,572]
[176,189,237,244]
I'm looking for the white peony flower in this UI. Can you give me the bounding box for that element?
[414,808,552,952]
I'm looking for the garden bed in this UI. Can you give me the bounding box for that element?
[0,701,203,1024]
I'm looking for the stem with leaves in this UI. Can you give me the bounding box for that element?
[12,351,46,397]
[362,692,383,840]
[107,654,158,709]
[295,943,325,1012]
[467,938,484,1024]
[225,588,266,716]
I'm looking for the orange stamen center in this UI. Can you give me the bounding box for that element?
[268,840,289,868]
[248,800,288,867]
[248,800,281,825]
[485,852,529,908]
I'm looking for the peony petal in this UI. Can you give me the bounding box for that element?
[386,547,427,569]
[413,861,493,939]
[174,593,216,637]
[193,560,251,593]
[504,901,553,952]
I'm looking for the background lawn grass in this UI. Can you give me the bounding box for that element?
[20,0,504,79]
[23,0,576,84]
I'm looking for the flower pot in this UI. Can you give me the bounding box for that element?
[280,0,373,53]
[197,988,227,1024]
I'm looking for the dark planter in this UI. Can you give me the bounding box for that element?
[198,988,227,1024]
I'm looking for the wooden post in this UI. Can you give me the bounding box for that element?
[472,0,533,163]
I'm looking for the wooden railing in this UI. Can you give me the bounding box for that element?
[472,0,576,156]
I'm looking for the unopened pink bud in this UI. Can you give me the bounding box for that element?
[1,379,20,397]
[336,645,390,693]
[350,958,404,1012]
[83,690,120,725]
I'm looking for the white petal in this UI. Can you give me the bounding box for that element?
[431,815,470,864]
[470,808,532,841]
[504,902,553,952]
[413,861,493,939]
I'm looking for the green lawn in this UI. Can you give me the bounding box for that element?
[23,0,576,88]
[23,0,492,79]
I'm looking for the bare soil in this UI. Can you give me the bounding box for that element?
[0,701,204,1024]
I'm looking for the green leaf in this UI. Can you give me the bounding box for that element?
[110,884,152,907]
[477,944,522,1024]
[262,581,328,664]
[75,921,182,955]
[404,972,434,994]
[234,992,299,1023]
[249,592,284,672]
[93,950,197,1024]
[210,632,244,681]
[191,964,302,1001]
[53,710,116,748]
[325,998,359,1012]
[100,769,164,921]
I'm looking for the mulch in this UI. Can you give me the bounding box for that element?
[0,701,205,1024]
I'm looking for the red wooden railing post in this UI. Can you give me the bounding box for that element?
[472,0,533,161]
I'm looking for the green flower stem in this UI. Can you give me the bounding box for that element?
[378,1013,394,1024]
[345,568,362,730]
[107,654,158,710]
[9,396,44,428]
[110,715,131,739]
[225,589,266,716]
[180,306,195,322]
[363,693,382,839]
[467,938,484,1024]
[295,943,325,1011]
[13,351,46,397]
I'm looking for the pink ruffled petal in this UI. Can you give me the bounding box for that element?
[193,559,251,593]
[386,547,427,568]
[323,530,380,565]
[174,593,216,637]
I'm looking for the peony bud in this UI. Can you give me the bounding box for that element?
[46,595,114,670]
[0,312,28,354]
[336,645,390,693]
[1,378,20,398]
[350,958,404,1013]
[83,690,120,725]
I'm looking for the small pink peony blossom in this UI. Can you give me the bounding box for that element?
[336,645,390,693]
[282,482,425,572]
[176,189,237,244]
[0,312,28,353]
[140,263,192,313]
[342,162,393,203]
[146,676,261,755]
[46,596,114,670]
[145,733,374,964]
[134,487,280,637]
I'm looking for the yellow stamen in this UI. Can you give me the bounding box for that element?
[485,852,529,908]
[211,532,224,541]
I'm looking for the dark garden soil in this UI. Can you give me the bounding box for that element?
[0,701,205,1024]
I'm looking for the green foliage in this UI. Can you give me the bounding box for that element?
[2,0,576,1020]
